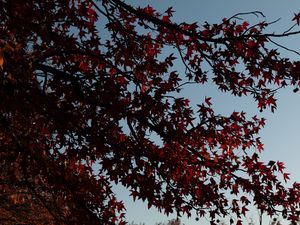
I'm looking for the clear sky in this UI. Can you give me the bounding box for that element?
[112,1,300,224]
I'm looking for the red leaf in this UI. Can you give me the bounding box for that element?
[79,61,89,71]
[109,68,117,77]
[257,142,264,153]
[205,97,212,106]
[277,161,285,173]
[236,220,243,225]
[283,173,290,182]
[116,76,127,86]
[242,21,249,29]
[293,13,300,25]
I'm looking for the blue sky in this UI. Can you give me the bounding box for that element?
[112,1,300,224]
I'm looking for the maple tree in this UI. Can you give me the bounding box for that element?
[2,0,300,224]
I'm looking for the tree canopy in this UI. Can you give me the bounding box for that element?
[1,0,300,224]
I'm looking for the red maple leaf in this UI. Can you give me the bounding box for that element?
[283,173,290,182]
[293,13,300,25]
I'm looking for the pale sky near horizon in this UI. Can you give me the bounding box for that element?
[112,1,300,225]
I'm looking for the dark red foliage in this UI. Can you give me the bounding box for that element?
[1,0,300,224]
